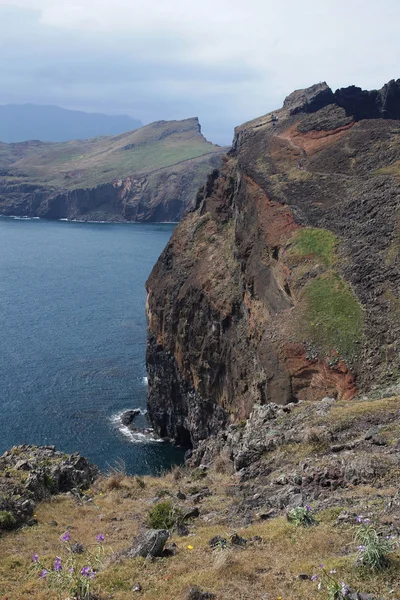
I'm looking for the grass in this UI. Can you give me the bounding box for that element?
[1,486,399,600]
[287,227,339,267]
[297,272,364,360]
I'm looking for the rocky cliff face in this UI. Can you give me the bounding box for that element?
[146,80,400,447]
[0,118,226,222]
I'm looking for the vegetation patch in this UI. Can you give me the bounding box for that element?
[0,510,17,530]
[147,500,183,530]
[297,272,364,360]
[287,227,339,267]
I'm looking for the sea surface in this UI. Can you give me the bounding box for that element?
[0,217,184,474]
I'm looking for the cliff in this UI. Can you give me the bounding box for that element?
[146,80,400,447]
[0,118,226,222]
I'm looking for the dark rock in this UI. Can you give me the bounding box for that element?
[71,542,85,554]
[297,573,309,580]
[133,582,143,593]
[177,524,190,536]
[258,509,277,520]
[185,586,216,600]
[163,542,178,557]
[283,82,335,115]
[177,490,187,500]
[208,535,227,549]
[126,529,169,558]
[230,533,247,546]
[183,507,200,520]
[120,409,141,426]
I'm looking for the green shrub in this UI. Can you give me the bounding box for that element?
[147,500,183,530]
[288,505,318,527]
[0,510,17,530]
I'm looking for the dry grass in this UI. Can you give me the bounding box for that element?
[1,466,400,600]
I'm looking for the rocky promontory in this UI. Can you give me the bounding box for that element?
[0,118,227,222]
[146,80,400,447]
[0,445,98,529]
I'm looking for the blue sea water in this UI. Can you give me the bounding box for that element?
[0,217,184,474]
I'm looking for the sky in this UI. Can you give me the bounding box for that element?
[0,0,399,145]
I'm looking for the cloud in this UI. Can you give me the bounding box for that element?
[1,0,400,144]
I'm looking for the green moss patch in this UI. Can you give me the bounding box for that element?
[298,272,363,360]
[288,227,339,267]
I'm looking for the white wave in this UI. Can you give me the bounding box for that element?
[142,376,148,385]
[110,410,162,444]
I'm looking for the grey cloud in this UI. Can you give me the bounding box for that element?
[0,5,265,144]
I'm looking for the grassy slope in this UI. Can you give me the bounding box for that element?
[0,119,223,191]
[2,395,400,600]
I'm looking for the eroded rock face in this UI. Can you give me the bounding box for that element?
[146,81,400,447]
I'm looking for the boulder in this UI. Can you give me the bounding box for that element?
[127,529,169,558]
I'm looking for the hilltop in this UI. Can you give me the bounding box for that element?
[0,118,226,222]
[0,104,142,143]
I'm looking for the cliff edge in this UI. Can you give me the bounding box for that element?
[146,80,400,446]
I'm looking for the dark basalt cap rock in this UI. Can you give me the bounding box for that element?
[283,79,400,122]
[335,78,400,121]
[283,82,335,115]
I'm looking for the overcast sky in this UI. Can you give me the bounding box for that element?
[0,0,399,145]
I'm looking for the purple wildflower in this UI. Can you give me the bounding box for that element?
[61,531,71,542]
[54,557,62,572]
[81,566,91,577]
[341,582,349,597]
[305,504,312,512]
[363,518,371,524]
[32,554,39,563]
[95,533,105,543]
[356,515,364,523]
[89,571,97,579]
[311,574,318,582]
[68,567,74,573]
[39,569,48,578]
[319,564,324,569]
[358,545,365,553]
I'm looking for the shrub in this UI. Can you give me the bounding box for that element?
[104,472,125,491]
[288,505,318,527]
[0,510,17,530]
[354,516,394,570]
[147,500,183,530]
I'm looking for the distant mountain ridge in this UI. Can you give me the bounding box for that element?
[0,104,142,143]
[0,117,227,222]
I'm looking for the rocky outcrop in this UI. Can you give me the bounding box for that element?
[146,81,400,447]
[0,118,227,222]
[0,445,98,529]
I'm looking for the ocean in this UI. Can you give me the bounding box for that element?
[0,217,184,474]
